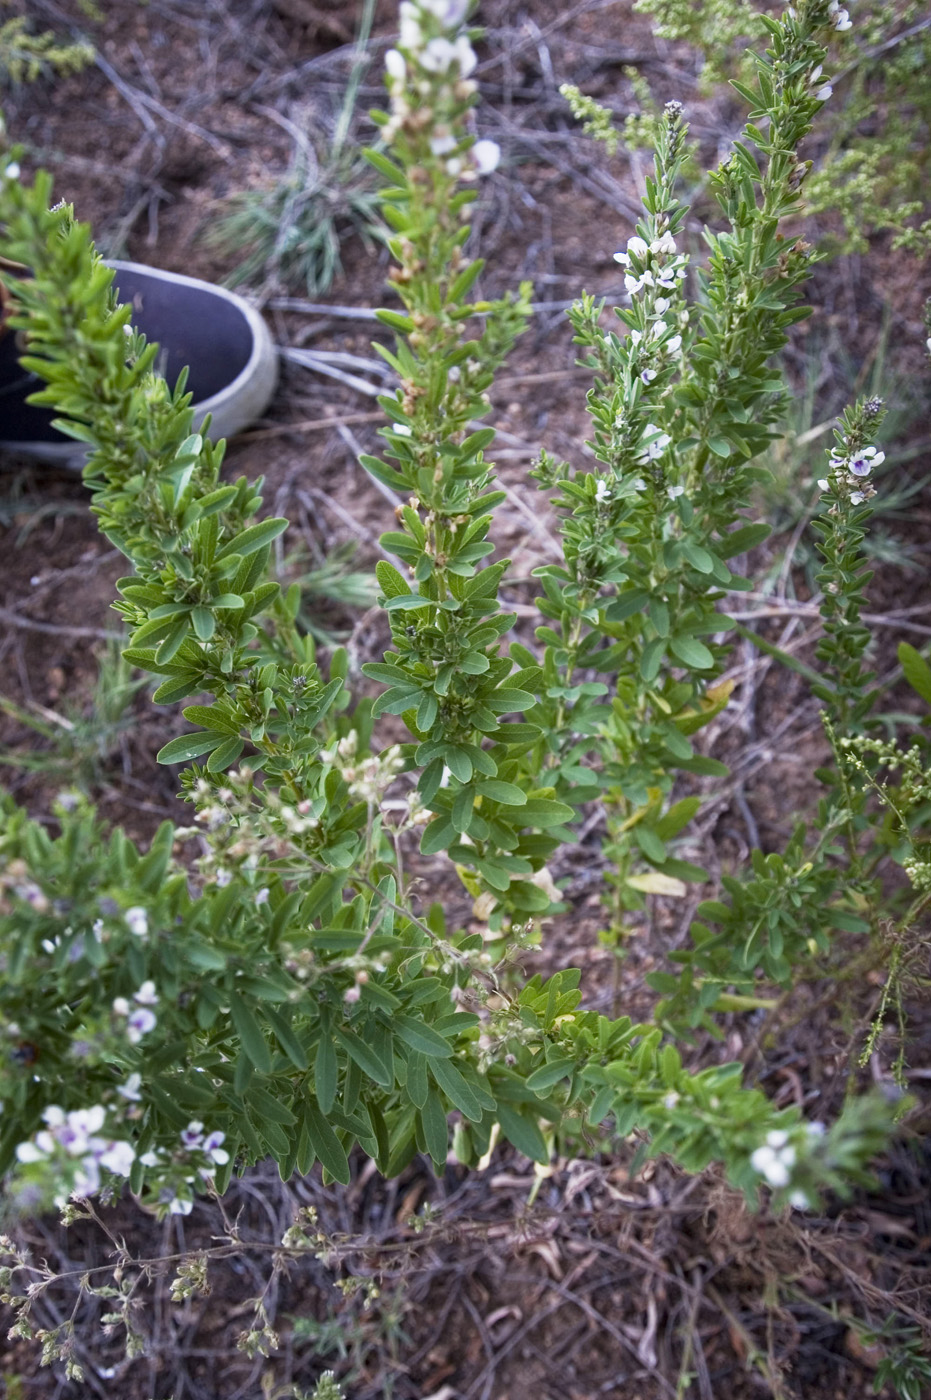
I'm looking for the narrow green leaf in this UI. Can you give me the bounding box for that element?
[393,1014,454,1058]
[302,1100,350,1184]
[229,993,272,1073]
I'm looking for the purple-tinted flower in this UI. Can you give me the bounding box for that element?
[126,1008,157,1044]
[848,446,884,476]
[99,1140,135,1176]
[180,1121,205,1150]
[203,1130,230,1166]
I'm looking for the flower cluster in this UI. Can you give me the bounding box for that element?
[15,1105,135,1203]
[750,1122,826,1208]
[614,231,687,387]
[828,0,852,31]
[138,1121,230,1216]
[384,0,500,178]
[112,980,158,1044]
[818,441,884,506]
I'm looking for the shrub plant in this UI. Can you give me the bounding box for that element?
[633,0,931,255]
[0,0,925,1321]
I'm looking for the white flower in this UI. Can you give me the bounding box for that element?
[117,1073,142,1102]
[627,235,649,259]
[850,490,867,505]
[56,1114,97,1159]
[750,1129,797,1188]
[99,1140,135,1176]
[92,919,104,941]
[810,63,823,82]
[420,36,456,70]
[180,1121,205,1150]
[3,161,20,182]
[750,1145,791,1187]
[848,445,884,476]
[629,329,643,347]
[124,907,148,939]
[639,423,672,461]
[664,333,682,354]
[594,478,611,503]
[454,34,477,76]
[814,83,833,101]
[663,1091,680,1109]
[817,478,830,492]
[134,980,159,1006]
[203,1130,229,1165]
[834,8,852,29]
[126,1008,157,1044]
[72,1157,101,1197]
[806,1120,826,1139]
[640,367,657,385]
[421,0,470,23]
[399,2,422,48]
[625,271,654,296]
[139,1150,160,1168]
[168,1195,194,1216]
[112,996,130,1017]
[654,297,670,315]
[471,139,500,174]
[15,1141,47,1163]
[667,484,685,500]
[42,1106,66,1128]
[384,48,406,82]
[651,231,677,256]
[430,132,458,155]
[789,1190,811,1210]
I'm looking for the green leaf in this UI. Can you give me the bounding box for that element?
[717,522,771,559]
[419,1089,450,1165]
[430,1057,485,1122]
[333,1027,393,1088]
[191,606,216,641]
[525,1057,576,1092]
[641,638,666,682]
[393,1014,454,1058]
[476,780,527,806]
[156,731,228,765]
[315,1030,338,1115]
[899,643,931,706]
[496,1102,548,1163]
[206,737,245,773]
[520,798,575,827]
[216,517,289,561]
[181,704,240,734]
[264,1007,309,1071]
[670,636,714,670]
[229,993,272,1073]
[301,1100,350,1184]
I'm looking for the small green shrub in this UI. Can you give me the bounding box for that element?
[0,14,926,1390]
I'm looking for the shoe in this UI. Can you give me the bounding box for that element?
[0,260,279,468]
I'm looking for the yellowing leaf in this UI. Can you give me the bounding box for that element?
[626,871,687,897]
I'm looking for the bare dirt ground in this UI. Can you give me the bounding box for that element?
[0,1,930,1397]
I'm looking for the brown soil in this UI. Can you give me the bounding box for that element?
[1,1,930,1398]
